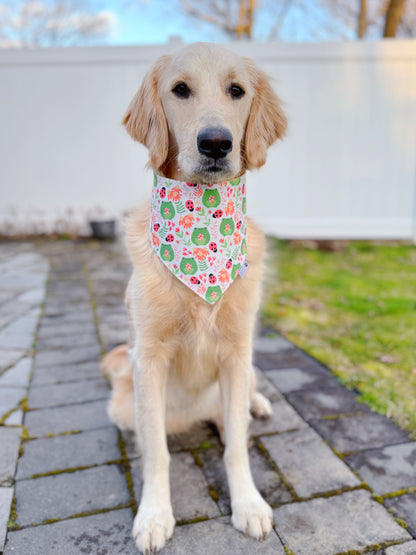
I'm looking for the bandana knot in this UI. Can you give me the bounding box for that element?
[150,173,247,304]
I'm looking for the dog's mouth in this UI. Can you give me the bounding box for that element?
[192,158,236,182]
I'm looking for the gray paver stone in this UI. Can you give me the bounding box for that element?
[164,516,285,554]
[31,360,103,386]
[286,386,369,420]
[198,444,291,516]
[24,400,110,436]
[170,452,220,521]
[4,409,24,426]
[15,464,130,526]
[384,542,416,554]
[167,423,220,454]
[0,350,25,373]
[0,358,32,388]
[385,493,416,537]
[0,309,40,350]
[0,486,13,552]
[261,427,360,497]
[254,348,322,372]
[249,446,292,507]
[0,427,21,485]
[5,508,137,555]
[253,335,293,353]
[37,320,96,340]
[36,332,99,350]
[310,413,410,453]
[274,490,411,555]
[266,366,337,393]
[254,369,283,403]
[0,387,27,420]
[345,442,416,495]
[131,453,221,522]
[34,345,101,368]
[16,427,121,479]
[197,446,230,515]
[28,378,109,409]
[250,399,307,436]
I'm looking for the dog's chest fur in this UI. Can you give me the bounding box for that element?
[125,203,265,391]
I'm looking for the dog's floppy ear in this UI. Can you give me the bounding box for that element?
[244,60,287,169]
[123,55,170,171]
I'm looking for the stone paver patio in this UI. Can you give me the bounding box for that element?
[0,240,416,555]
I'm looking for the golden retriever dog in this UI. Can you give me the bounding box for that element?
[102,42,287,553]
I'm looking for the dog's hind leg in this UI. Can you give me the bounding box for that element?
[101,344,135,431]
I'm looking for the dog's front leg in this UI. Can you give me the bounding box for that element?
[132,350,175,554]
[219,352,273,541]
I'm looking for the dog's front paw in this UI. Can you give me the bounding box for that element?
[132,506,175,554]
[232,493,273,541]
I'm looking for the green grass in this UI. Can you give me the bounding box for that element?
[262,239,416,438]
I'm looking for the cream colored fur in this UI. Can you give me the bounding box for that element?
[102,42,286,554]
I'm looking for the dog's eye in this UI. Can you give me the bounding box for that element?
[172,82,191,99]
[229,84,245,99]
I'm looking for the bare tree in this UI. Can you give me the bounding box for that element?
[320,0,415,39]
[0,0,115,48]
[384,0,407,36]
[357,0,367,37]
[180,0,302,40]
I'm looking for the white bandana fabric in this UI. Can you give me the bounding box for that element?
[150,173,248,304]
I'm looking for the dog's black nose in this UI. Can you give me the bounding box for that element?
[197,127,233,160]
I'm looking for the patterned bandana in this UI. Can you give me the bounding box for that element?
[150,173,248,304]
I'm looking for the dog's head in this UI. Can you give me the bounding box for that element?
[123,42,287,182]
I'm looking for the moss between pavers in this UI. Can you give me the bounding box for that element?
[256,440,298,501]
[191,450,204,468]
[28,459,125,480]
[116,434,138,514]
[176,515,210,526]
[332,538,409,554]
[30,504,132,528]
[7,496,20,531]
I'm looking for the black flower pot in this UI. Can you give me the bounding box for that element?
[89,219,116,241]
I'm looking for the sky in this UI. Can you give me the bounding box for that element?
[98,0,354,46]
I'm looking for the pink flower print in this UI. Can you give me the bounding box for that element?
[152,233,161,247]
[193,248,208,261]
[179,214,194,229]
[168,186,181,202]
[224,223,231,233]
[197,285,206,295]
[219,269,230,283]
[225,200,234,216]
[233,232,242,245]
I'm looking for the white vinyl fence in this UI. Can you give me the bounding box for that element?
[1,40,415,239]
